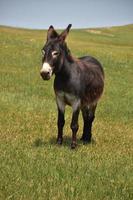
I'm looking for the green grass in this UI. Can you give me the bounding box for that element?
[0,24,133,200]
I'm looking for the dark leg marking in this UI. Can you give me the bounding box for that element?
[81,105,97,144]
[57,108,65,145]
[70,109,80,149]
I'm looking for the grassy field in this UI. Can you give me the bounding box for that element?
[0,24,133,200]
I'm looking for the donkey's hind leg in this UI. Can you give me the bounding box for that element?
[81,104,97,144]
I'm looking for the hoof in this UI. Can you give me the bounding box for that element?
[71,143,77,149]
[80,134,91,144]
[83,140,91,145]
[57,138,63,145]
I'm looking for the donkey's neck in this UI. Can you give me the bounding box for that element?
[54,54,74,93]
[56,53,74,78]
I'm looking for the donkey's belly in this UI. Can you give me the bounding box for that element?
[56,91,81,111]
[57,91,78,105]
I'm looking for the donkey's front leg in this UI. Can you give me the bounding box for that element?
[57,107,65,145]
[56,94,65,145]
[70,106,80,149]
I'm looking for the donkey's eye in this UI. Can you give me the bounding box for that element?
[52,51,59,58]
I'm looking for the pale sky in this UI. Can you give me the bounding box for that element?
[0,0,133,29]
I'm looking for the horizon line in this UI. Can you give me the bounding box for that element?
[0,23,133,31]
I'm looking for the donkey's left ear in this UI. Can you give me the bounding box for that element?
[47,25,59,41]
[59,24,72,42]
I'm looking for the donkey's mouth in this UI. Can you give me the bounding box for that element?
[40,71,51,80]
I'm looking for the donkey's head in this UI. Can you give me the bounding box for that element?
[40,24,72,80]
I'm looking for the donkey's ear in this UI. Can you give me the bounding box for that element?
[59,24,72,42]
[47,25,59,41]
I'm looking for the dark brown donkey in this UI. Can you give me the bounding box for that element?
[40,24,104,149]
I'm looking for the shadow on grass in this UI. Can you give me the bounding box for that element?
[49,136,96,148]
[33,136,96,148]
[50,136,72,147]
[33,138,46,147]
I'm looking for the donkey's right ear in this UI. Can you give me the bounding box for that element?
[47,25,59,41]
[58,24,72,42]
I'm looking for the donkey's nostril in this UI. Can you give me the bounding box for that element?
[46,71,50,75]
[40,71,50,80]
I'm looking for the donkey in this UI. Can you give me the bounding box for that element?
[40,24,104,149]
